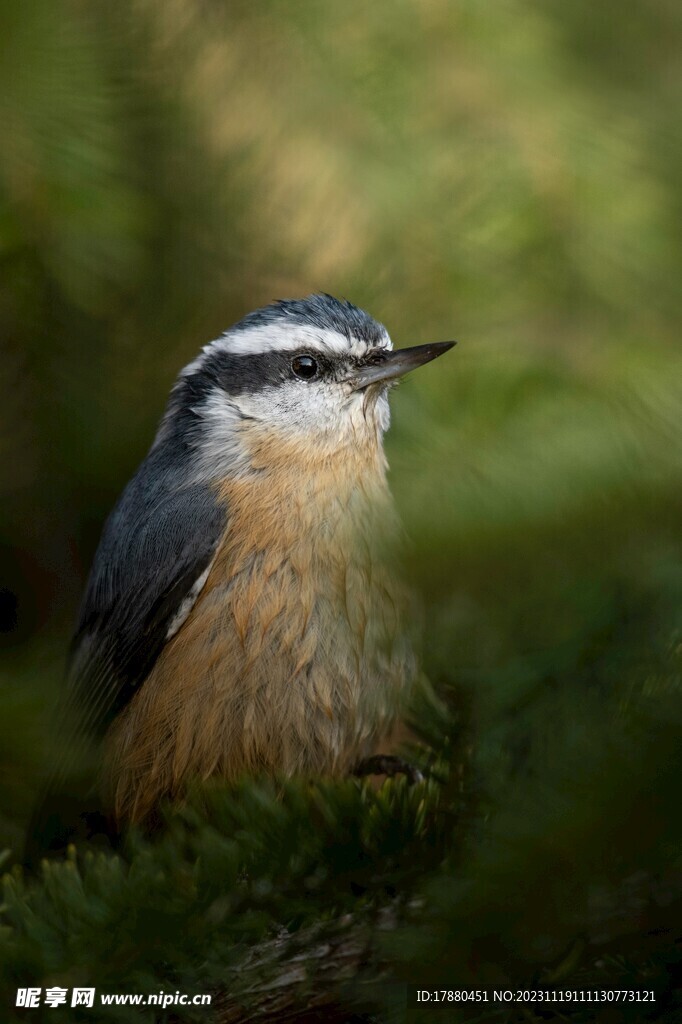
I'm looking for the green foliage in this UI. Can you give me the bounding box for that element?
[0,775,450,1022]
[1,0,681,1021]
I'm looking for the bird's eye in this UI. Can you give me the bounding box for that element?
[291,355,319,380]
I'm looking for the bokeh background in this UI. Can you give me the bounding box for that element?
[1,1,681,1019]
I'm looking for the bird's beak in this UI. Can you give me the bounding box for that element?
[351,340,456,390]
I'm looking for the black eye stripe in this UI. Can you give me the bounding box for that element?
[187,348,337,398]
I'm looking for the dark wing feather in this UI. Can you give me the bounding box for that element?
[25,448,226,865]
[67,463,226,741]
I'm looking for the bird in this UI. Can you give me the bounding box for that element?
[26,294,454,860]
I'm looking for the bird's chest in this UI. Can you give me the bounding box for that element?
[195,466,404,700]
[148,464,407,744]
[104,454,413,819]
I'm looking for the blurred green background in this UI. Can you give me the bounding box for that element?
[1,0,681,1017]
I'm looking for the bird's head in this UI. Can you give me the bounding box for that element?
[161,294,454,478]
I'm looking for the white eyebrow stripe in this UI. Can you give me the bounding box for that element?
[180,322,392,377]
[223,324,354,355]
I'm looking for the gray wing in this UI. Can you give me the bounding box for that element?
[67,451,226,741]
[25,448,226,863]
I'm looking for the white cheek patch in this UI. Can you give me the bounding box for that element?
[193,389,255,478]
[194,378,391,479]
[227,382,345,437]
[193,384,339,477]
